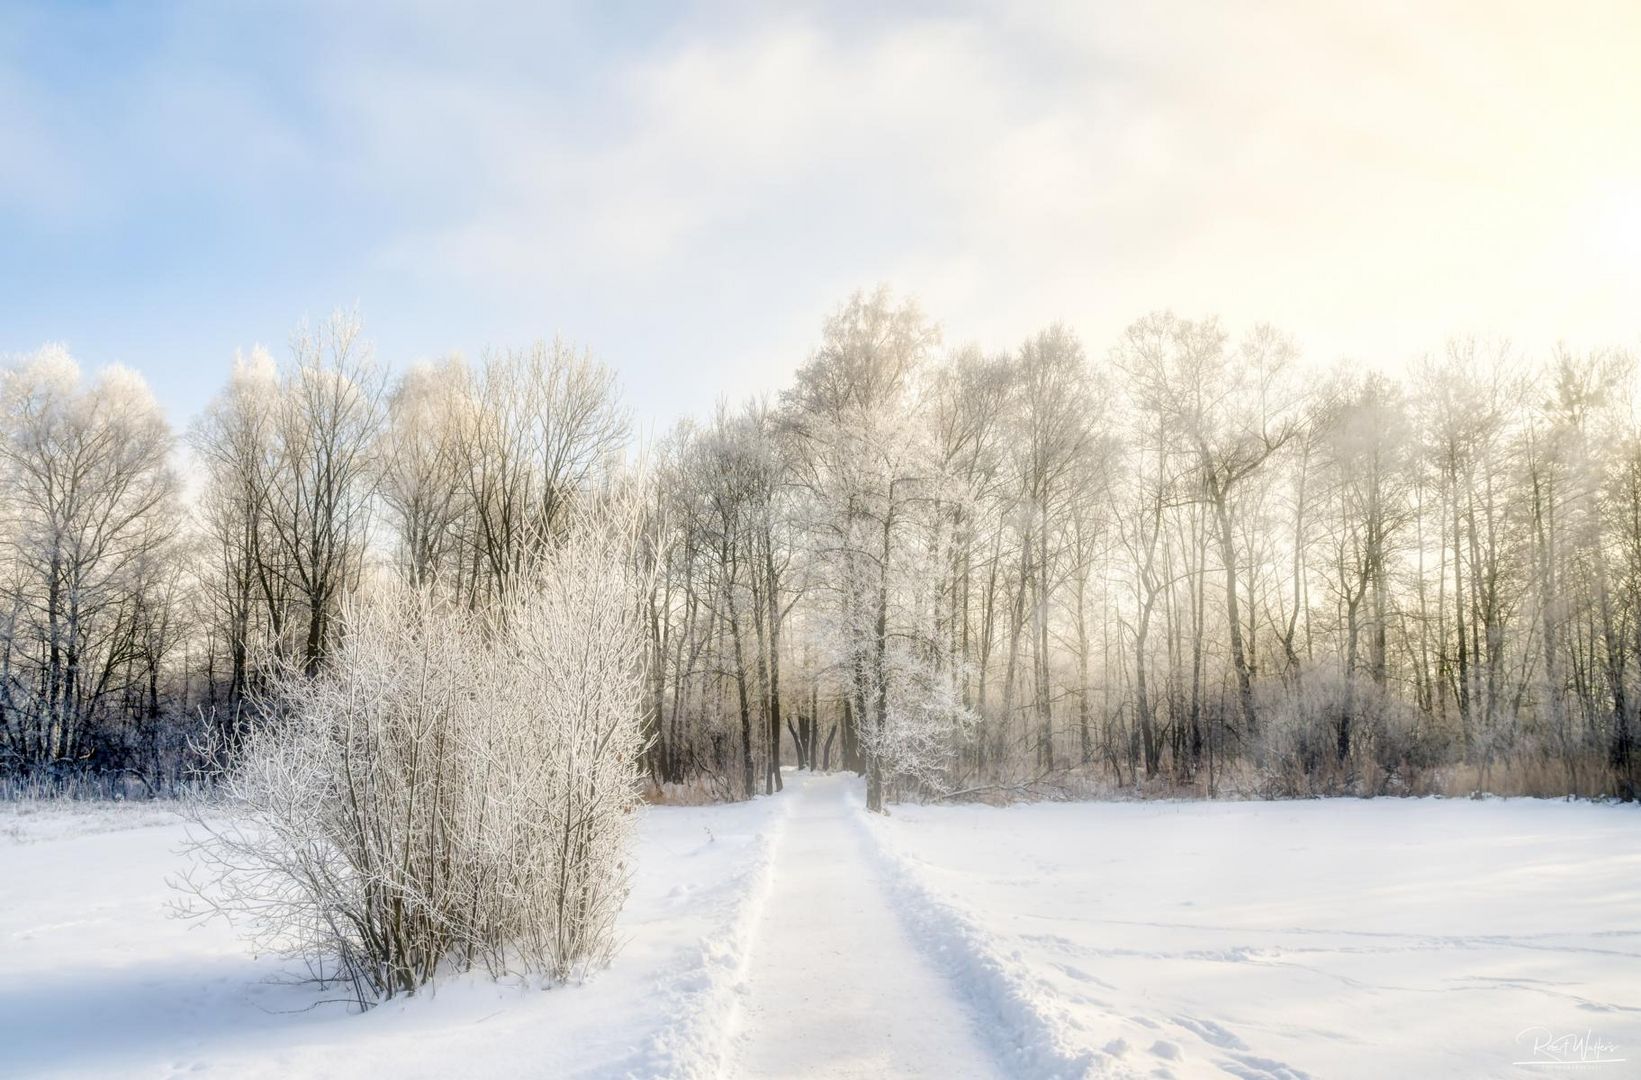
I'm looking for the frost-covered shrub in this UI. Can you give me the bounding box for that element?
[177,589,486,1002]
[488,501,648,982]
[178,501,648,1005]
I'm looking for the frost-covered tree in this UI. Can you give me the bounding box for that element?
[1116,314,1300,742]
[191,348,282,720]
[783,288,980,810]
[264,313,387,674]
[379,357,471,592]
[1004,325,1104,772]
[457,340,627,602]
[191,314,385,691]
[0,349,181,778]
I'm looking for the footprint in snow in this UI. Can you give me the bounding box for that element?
[1218,1051,1314,1080]
[1175,1014,1248,1050]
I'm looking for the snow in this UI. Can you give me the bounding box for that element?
[725,773,1006,1079]
[869,795,1641,1079]
[0,796,786,1079]
[4,782,1639,1079]
[0,800,180,846]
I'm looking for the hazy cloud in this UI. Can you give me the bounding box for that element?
[2,1,1639,430]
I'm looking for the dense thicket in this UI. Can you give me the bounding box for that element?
[4,292,1639,801]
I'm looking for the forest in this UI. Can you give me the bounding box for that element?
[3,288,1639,808]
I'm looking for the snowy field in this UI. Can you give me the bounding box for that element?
[871,793,1641,1078]
[3,777,1638,1079]
[0,795,788,1079]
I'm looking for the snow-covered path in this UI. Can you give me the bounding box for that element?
[724,773,1008,1080]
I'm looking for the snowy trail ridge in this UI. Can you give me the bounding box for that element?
[722,773,1015,1080]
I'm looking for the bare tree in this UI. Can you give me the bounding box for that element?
[0,350,181,776]
[458,340,627,601]
[379,358,472,592]
[1117,314,1298,742]
[261,313,387,674]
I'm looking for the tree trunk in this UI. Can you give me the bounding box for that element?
[866,510,892,813]
[1213,488,1257,737]
[763,540,785,793]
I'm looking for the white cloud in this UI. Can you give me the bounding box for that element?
[7,0,1640,430]
[373,3,1641,368]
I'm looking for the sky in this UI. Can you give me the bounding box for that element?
[3,0,1640,439]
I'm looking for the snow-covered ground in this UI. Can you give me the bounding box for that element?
[871,794,1641,1079]
[1,799,181,846]
[0,794,788,1079]
[4,779,1638,1079]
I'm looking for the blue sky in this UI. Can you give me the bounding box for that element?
[4,1,1640,437]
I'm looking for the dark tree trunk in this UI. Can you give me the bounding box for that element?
[764,542,785,793]
[1213,489,1257,737]
[786,717,807,769]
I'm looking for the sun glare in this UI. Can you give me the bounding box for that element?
[1587,182,1641,274]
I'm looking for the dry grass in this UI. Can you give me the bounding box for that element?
[930,751,1637,805]
[641,775,736,806]
[1432,758,1630,799]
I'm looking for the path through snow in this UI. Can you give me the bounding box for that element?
[724,773,1009,1080]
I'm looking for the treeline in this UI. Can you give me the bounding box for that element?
[3,294,1639,801]
[645,294,1641,803]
